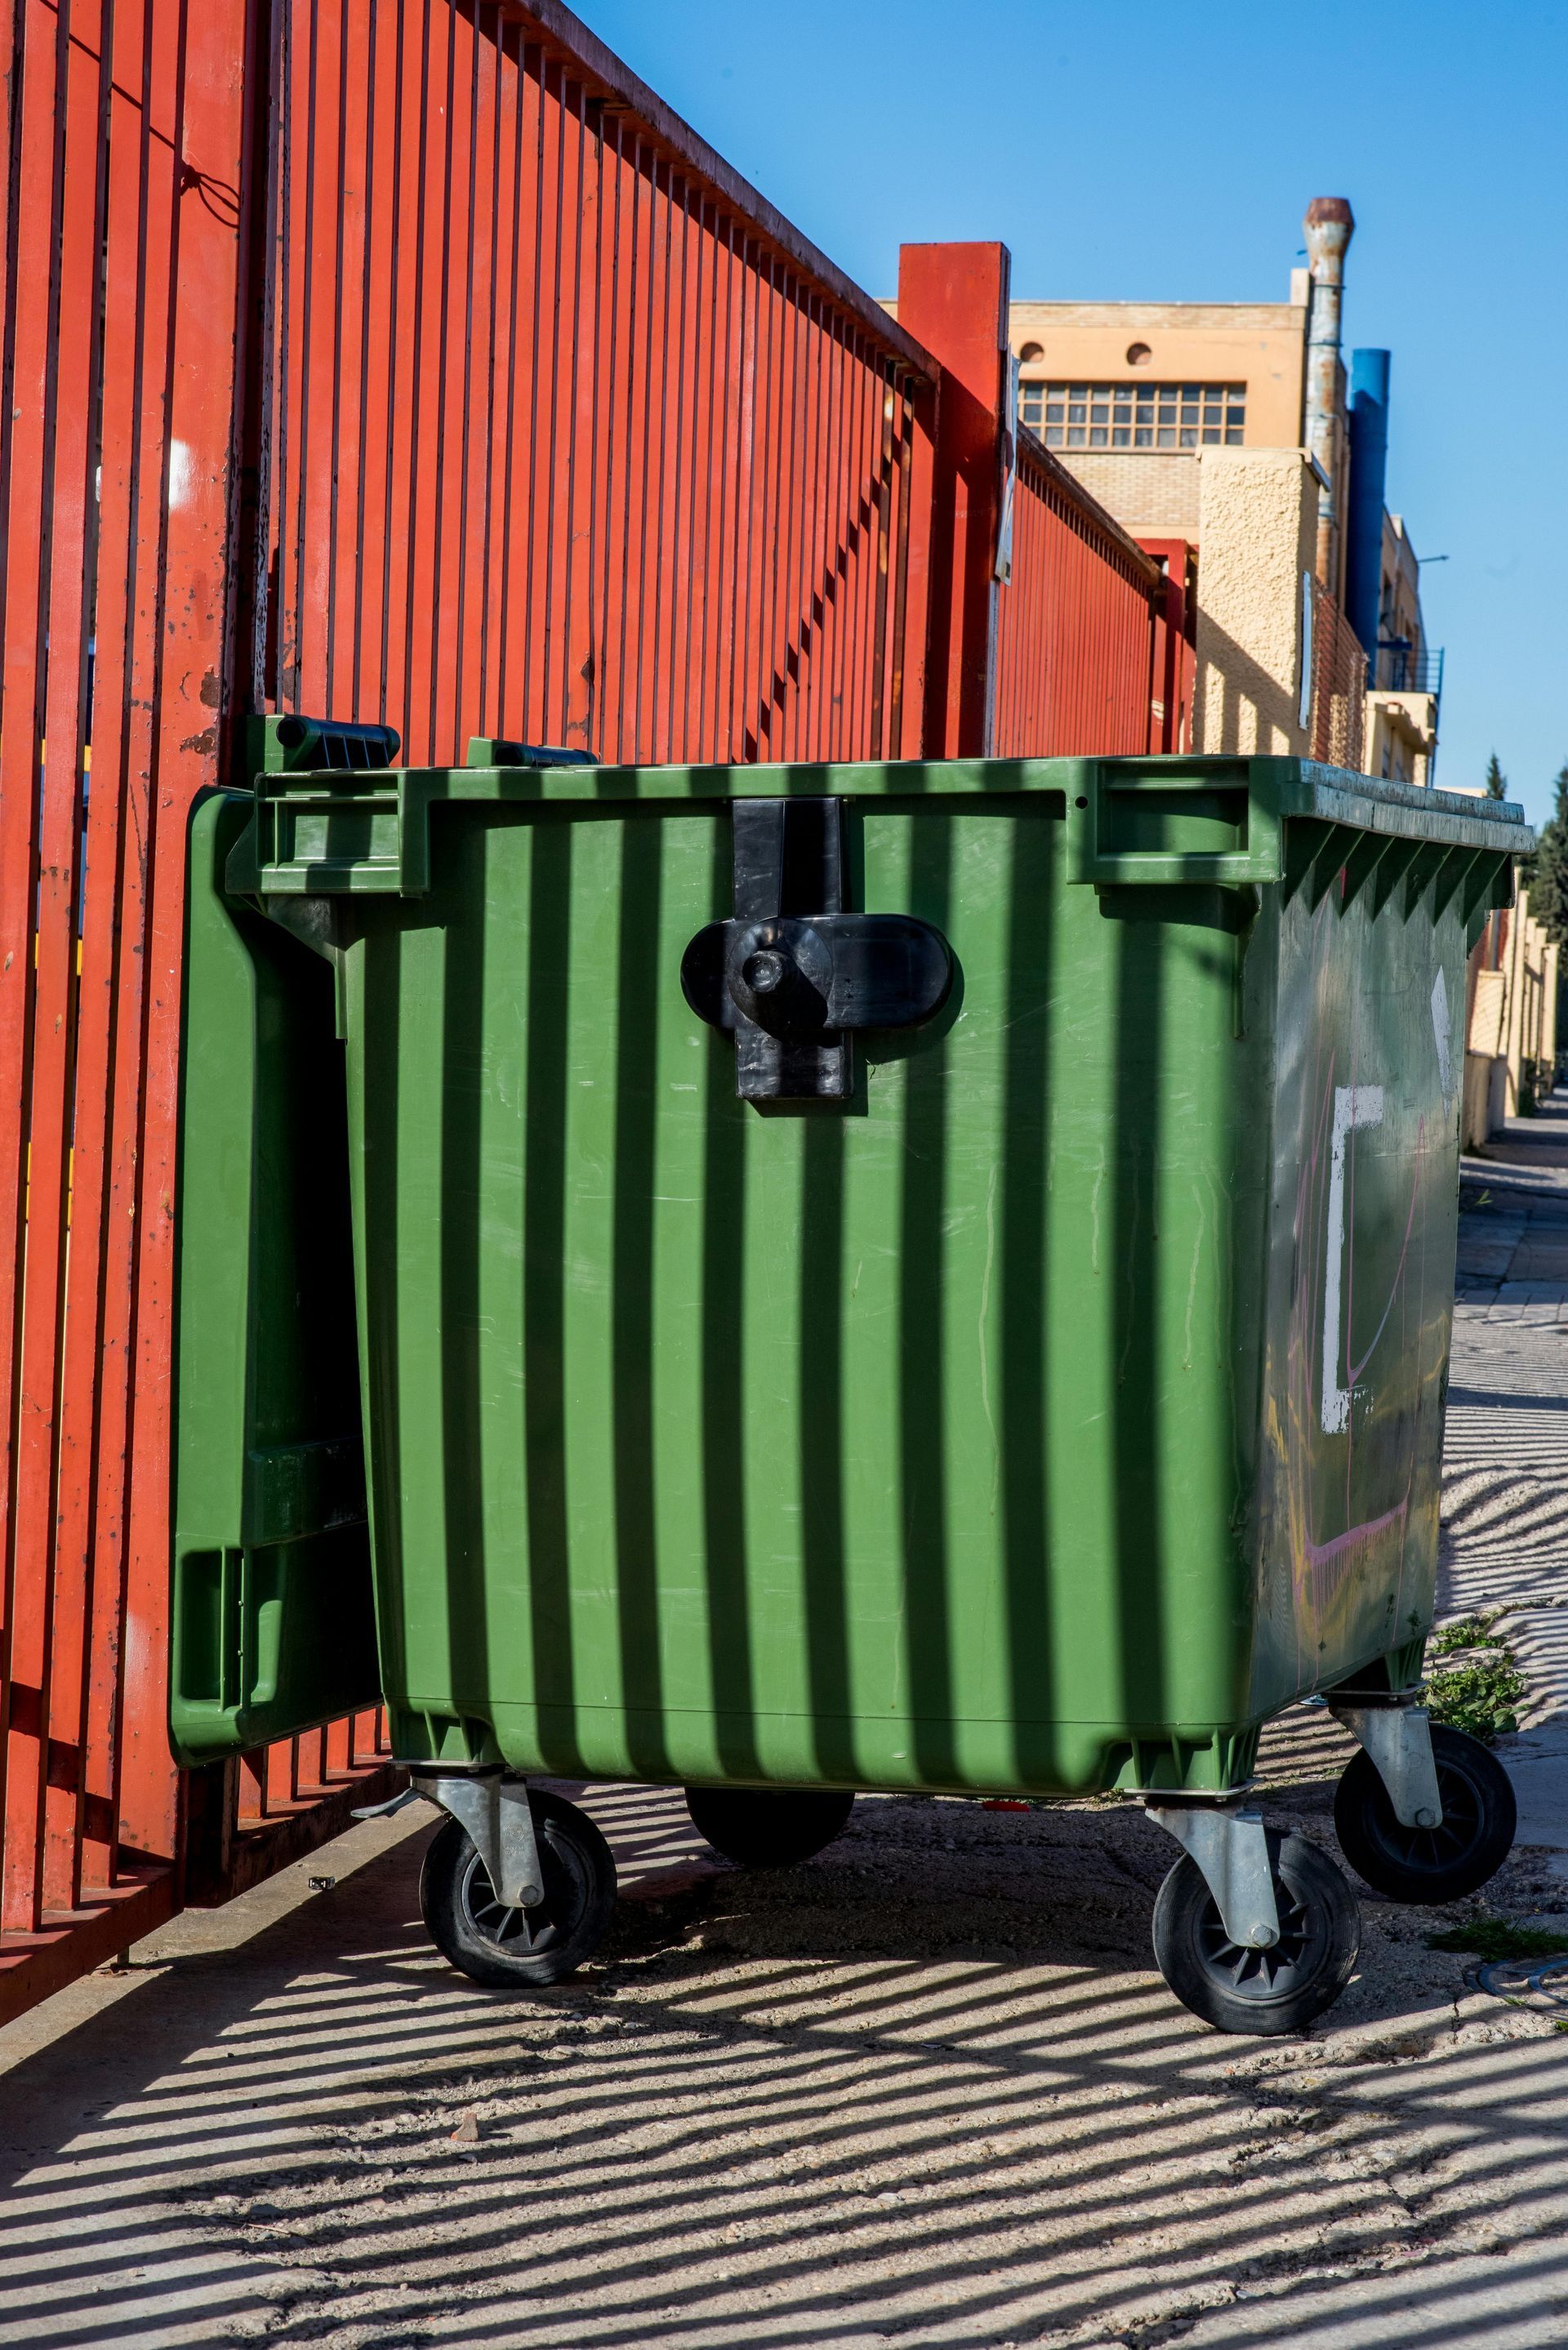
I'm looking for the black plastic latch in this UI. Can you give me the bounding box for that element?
[270,715,401,770]
[464,736,596,769]
[681,798,953,1103]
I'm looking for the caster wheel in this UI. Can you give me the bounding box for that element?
[1334,1723,1517,1904]
[419,1787,617,1989]
[684,1786,855,1868]
[1152,1830,1360,2036]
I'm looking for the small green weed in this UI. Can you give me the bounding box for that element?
[1432,1614,1502,1656]
[1426,1656,1526,1742]
[1428,1920,1568,1961]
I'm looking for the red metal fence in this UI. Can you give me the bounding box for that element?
[0,0,1167,2027]
[256,0,938,768]
[2,0,239,2016]
[992,430,1162,758]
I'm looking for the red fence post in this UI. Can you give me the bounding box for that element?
[895,242,1010,760]
[1137,537,1196,753]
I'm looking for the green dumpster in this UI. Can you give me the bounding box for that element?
[173,734,1529,2031]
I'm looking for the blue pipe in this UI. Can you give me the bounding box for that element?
[1345,349,1389,660]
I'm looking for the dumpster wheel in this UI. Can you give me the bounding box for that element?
[419,1789,617,1989]
[1152,1831,1360,2036]
[684,1786,855,1869]
[1333,1723,1517,1905]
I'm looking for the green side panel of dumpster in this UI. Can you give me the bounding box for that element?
[169,793,381,1762]
[218,754,1524,1798]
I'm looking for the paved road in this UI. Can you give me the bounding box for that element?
[1446,1094,1568,1843]
[4,1110,1568,2350]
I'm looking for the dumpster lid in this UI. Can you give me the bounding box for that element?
[223,735,1534,899]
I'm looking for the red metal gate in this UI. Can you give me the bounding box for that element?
[0,0,1164,2027]
[993,434,1162,758]
[253,0,938,769]
[1,0,247,2014]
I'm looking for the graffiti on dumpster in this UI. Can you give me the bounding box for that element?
[1260,903,1457,1685]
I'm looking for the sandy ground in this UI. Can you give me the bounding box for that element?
[4,1110,1568,2350]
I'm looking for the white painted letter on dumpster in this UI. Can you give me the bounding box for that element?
[1321,1083,1384,1434]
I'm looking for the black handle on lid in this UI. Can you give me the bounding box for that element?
[681,799,954,1104]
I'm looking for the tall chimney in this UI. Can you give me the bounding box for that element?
[1303,197,1354,591]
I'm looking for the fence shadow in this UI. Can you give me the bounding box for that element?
[2,1779,1566,2350]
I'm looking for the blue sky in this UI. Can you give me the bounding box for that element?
[581,0,1566,825]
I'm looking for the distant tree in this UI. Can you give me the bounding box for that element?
[1528,761,1568,947]
[1484,751,1508,800]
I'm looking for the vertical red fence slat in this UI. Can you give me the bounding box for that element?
[118,0,257,1871]
[68,0,146,1909]
[0,0,67,1941]
[84,0,184,1914]
[33,0,105,1926]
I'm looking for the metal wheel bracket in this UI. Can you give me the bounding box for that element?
[1147,1802,1281,1949]
[412,1770,545,1908]
[1330,1701,1444,1830]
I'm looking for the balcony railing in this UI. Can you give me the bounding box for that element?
[1374,644,1444,697]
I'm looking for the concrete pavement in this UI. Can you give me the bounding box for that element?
[4,1108,1568,2349]
[1448,1093,1568,1848]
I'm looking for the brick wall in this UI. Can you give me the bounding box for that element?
[1053,451,1200,536]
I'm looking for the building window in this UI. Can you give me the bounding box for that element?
[1019,380,1245,451]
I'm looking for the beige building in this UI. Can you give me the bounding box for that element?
[1176,444,1321,760]
[1009,290,1316,554]
[1009,204,1439,778]
[1465,895,1558,1147]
